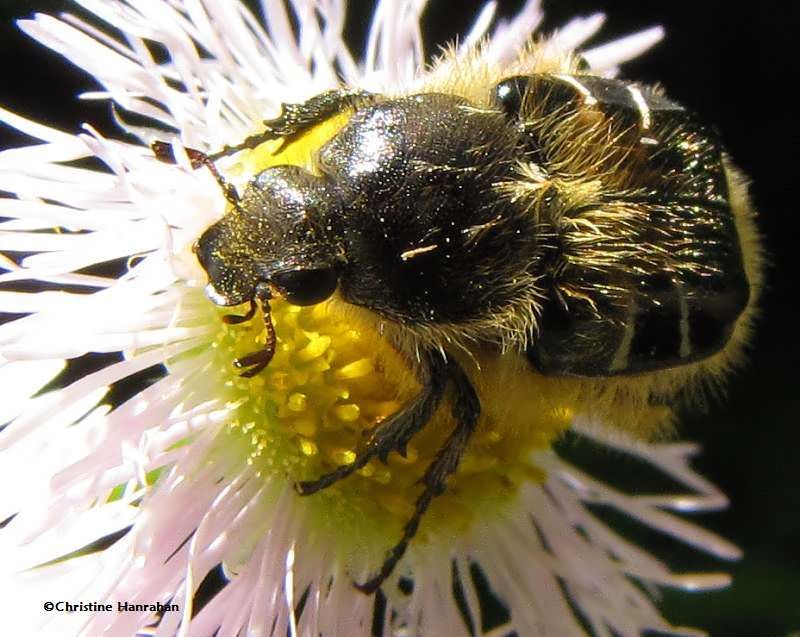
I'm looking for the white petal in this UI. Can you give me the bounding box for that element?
[0,359,65,425]
[582,26,665,72]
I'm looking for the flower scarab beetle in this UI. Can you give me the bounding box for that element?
[154,50,760,593]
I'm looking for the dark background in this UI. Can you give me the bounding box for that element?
[1,1,797,635]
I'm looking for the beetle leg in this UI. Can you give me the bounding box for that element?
[355,358,480,594]
[233,297,277,378]
[294,351,449,495]
[153,90,375,209]
[221,299,256,325]
[207,89,375,161]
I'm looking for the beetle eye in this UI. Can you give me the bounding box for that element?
[271,268,338,306]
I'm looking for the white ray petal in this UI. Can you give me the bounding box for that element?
[486,0,544,64]
[0,359,65,425]
[551,12,606,52]
[582,26,665,72]
[0,105,89,145]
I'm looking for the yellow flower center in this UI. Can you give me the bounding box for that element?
[207,296,571,561]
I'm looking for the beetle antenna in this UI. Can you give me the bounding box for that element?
[151,141,241,207]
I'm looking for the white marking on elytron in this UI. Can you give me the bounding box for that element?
[640,136,659,145]
[677,282,692,358]
[400,244,438,261]
[609,296,638,373]
[552,74,598,106]
[627,85,652,129]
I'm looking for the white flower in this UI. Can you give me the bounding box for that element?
[0,1,740,636]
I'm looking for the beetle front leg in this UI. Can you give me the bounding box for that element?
[230,290,277,378]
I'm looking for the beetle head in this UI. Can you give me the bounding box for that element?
[194,165,341,307]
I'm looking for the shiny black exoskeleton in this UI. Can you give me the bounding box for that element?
[193,92,538,330]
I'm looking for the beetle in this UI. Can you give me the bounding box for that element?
[153,51,760,593]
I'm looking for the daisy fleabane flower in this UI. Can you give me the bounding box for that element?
[0,1,741,636]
